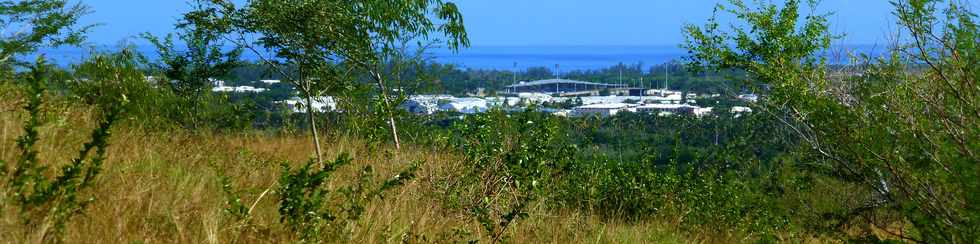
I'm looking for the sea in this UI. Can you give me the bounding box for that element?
[37,45,884,72]
[426,45,688,71]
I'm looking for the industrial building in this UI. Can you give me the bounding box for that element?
[504,79,627,94]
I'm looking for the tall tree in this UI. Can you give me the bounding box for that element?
[685,0,979,242]
[143,0,242,97]
[0,0,91,71]
[142,0,243,129]
[194,0,469,164]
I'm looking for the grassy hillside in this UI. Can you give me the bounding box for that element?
[0,90,735,243]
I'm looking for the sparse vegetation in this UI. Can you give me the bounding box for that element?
[0,0,976,243]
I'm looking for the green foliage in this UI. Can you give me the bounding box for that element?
[277,153,419,243]
[192,0,472,103]
[445,109,575,243]
[1,56,122,241]
[69,48,255,131]
[549,112,796,236]
[686,0,980,242]
[143,0,242,97]
[0,0,93,70]
[215,165,250,223]
[181,0,471,162]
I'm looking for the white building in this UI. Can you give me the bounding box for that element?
[694,107,714,117]
[211,81,267,93]
[281,96,337,113]
[731,106,753,117]
[517,92,554,104]
[439,97,489,114]
[210,78,225,87]
[738,94,759,102]
[572,103,634,117]
[645,89,683,97]
[235,86,267,92]
[211,86,234,92]
[261,79,281,84]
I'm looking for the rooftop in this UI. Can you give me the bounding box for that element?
[505,79,627,88]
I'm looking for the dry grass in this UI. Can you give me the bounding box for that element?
[0,91,737,244]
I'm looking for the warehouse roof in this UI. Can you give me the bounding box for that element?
[505,79,627,88]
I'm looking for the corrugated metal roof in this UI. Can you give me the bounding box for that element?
[505,79,627,88]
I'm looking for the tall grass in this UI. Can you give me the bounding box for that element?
[0,91,731,243]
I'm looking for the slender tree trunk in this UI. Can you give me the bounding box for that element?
[303,79,324,166]
[373,72,401,149]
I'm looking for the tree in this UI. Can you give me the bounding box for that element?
[685,0,979,242]
[142,0,245,129]
[193,0,469,165]
[0,0,92,72]
[143,0,242,97]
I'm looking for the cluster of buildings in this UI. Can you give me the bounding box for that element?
[210,79,281,93]
[402,95,504,115]
[570,103,751,117]
[396,78,744,117]
[203,77,756,118]
[400,89,752,118]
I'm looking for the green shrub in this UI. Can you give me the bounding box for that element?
[444,109,575,243]
[277,153,419,243]
[1,57,122,242]
[68,48,255,131]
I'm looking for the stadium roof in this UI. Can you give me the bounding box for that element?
[505,79,626,88]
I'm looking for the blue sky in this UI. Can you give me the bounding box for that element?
[81,0,901,47]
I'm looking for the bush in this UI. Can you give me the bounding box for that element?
[1,57,122,242]
[441,109,575,243]
[68,48,255,131]
[277,153,419,243]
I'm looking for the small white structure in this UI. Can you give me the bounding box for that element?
[261,79,281,84]
[517,92,554,104]
[210,78,225,87]
[738,94,759,102]
[439,98,488,114]
[211,86,234,92]
[694,107,714,117]
[645,89,683,97]
[281,96,337,113]
[551,109,572,117]
[731,106,753,117]
[235,86,267,92]
[572,103,634,117]
[210,79,267,93]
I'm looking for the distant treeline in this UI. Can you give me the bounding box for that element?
[218,60,751,96]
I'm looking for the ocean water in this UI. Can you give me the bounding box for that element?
[427,46,688,71]
[37,45,881,72]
